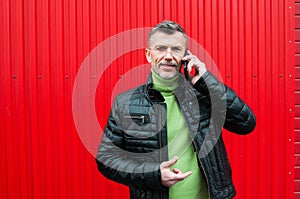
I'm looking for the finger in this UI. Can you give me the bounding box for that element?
[187,50,193,55]
[162,156,178,168]
[177,171,193,180]
[173,168,182,174]
[172,171,193,181]
[182,171,193,178]
[181,54,194,61]
[187,60,195,72]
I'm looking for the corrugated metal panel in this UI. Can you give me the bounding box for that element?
[0,0,294,198]
[295,0,300,198]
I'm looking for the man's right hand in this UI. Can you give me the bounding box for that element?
[160,156,192,187]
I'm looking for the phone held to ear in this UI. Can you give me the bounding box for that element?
[182,49,199,80]
[183,49,189,80]
[183,61,189,80]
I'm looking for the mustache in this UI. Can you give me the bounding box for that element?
[158,62,178,67]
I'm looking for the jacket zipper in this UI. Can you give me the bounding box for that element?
[199,157,211,198]
[158,102,165,199]
[182,102,211,198]
[188,130,211,198]
[123,115,145,124]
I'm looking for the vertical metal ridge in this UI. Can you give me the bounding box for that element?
[0,0,294,198]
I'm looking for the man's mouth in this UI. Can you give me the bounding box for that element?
[159,63,177,68]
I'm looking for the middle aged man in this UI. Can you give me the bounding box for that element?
[96,20,256,199]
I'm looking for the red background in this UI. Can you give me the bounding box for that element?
[0,0,295,198]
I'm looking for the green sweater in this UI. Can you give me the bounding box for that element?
[152,71,209,199]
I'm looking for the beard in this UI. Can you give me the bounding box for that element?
[157,70,179,79]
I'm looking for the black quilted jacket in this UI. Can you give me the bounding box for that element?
[96,71,256,199]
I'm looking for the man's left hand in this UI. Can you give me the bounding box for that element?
[181,50,207,84]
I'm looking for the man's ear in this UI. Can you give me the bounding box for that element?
[145,48,151,63]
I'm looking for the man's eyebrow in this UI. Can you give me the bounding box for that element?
[153,45,183,48]
[172,46,183,49]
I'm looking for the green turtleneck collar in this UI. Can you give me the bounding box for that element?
[151,70,180,95]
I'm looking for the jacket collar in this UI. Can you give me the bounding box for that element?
[145,72,197,104]
[145,73,165,103]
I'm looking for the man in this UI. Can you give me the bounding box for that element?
[96,20,256,199]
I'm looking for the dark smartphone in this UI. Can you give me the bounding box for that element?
[183,49,189,80]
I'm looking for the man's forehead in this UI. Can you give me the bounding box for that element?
[148,31,185,46]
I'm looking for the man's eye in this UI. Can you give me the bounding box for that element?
[172,47,181,52]
[156,46,167,51]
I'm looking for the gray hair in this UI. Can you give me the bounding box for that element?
[148,20,188,47]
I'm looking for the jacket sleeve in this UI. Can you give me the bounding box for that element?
[193,71,256,134]
[95,98,166,191]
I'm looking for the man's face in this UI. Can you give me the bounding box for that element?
[145,31,186,79]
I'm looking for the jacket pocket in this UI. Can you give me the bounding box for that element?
[121,113,154,138]
[121,114,160,153]
[123,114,150,125]
[122,113,156,139]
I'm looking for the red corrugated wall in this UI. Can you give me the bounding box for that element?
[295,0,300,197]
[0,0,295,198]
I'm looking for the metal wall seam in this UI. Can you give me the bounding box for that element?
[290,0,297,198]
[0,0,295,198]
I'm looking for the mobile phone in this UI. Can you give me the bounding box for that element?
[183,49,189,80]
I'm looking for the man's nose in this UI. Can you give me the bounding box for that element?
[164,49,173,60]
